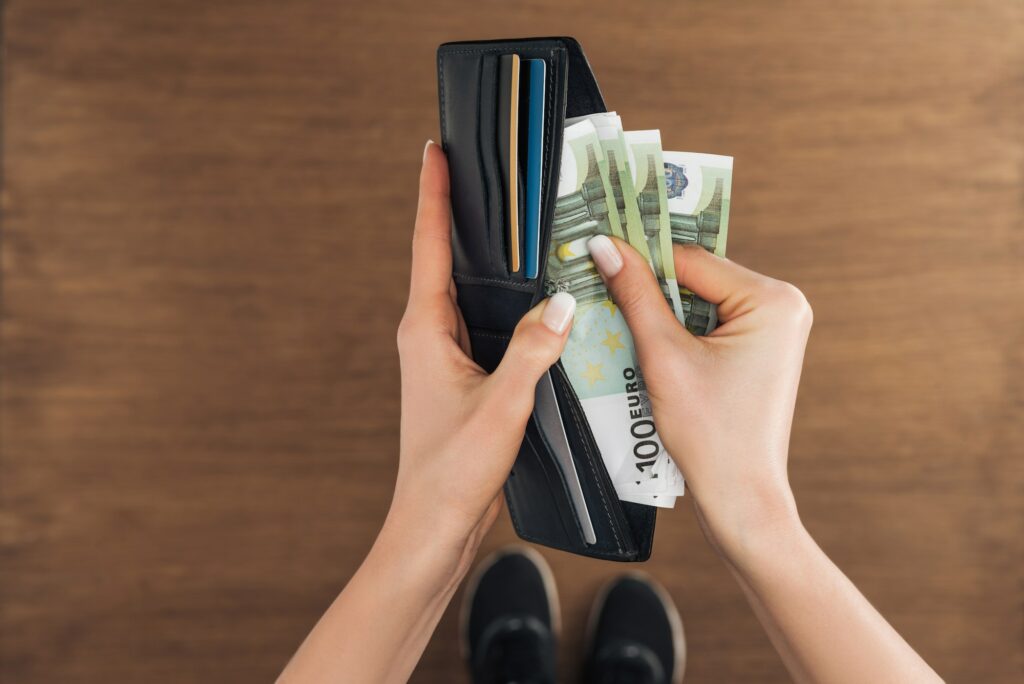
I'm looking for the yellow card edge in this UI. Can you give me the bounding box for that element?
[508,54,521,273]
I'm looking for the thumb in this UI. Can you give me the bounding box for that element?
[587,235,694,358]
[486,292,576,409]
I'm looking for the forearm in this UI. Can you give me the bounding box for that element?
[278,511,482,684]
[721,517,942,683]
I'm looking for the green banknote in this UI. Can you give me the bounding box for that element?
[624,131,685,320]
[662,151,733,336]
[547,121,623,305]
[566,113,652,264]
[547,121,683,506]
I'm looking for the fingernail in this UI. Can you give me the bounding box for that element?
[542,292,576,334]
[587,234,623,277]
[423,139,435,162]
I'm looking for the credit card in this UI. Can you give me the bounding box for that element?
[523,59,546,279]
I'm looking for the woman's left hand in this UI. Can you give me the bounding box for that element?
[278,143,573,684]
[387,141,575,557]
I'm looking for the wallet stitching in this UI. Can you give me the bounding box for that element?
[470,330,512,341]
[453,273,536,291]
[440,47,562,56]
[438,56,447,148]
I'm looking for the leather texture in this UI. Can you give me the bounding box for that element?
[437,37,656,561]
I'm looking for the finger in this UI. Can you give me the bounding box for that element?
[672,245,767,321]
[409,140,453,309]
[485,292,576,412]
[587,235,695,356]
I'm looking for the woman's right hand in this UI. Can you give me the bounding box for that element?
[586,235,814,561]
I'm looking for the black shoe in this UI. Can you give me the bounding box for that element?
[461,546,559,684]
[582,573,686,684]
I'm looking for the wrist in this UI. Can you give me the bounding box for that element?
[693,477,804,569]
[376,496,484,591]
[719,507,808,573]
[718,517,818,596]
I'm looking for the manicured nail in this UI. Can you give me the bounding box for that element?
[423,139,435,162]
[587,234,623,277]
[542,292,576,334]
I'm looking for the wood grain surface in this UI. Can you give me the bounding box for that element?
[2,1,1022,682]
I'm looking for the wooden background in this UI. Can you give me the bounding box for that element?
[2,1,1022,681]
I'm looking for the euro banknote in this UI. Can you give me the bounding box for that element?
[662,151,733,335]
[546,121,684,506]
[625,130,686,322]
[542,118,734,508]
[565,113,652,264]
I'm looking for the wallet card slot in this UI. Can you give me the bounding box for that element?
[534,370,597,545]
[518,427,590,547]
[467,328,609,552]
[528,51,566,299]
[478,54,507,275]
[470,317,639,558]
[496,55,540,282]
[549,359,657,560]
[495,54,518,275]
[548,360,637,557]
[439,41,569,295]
[549,360,657,561]
[439,49,511,281]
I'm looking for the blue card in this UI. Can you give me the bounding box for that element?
[524,59,545,279]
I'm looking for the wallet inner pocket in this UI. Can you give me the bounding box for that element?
[440,41,566,295]
[469,323,638,556]
[469,328,610,551]
[478,54,507,276]
[547,360,636,554]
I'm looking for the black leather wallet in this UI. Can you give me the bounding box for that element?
[437,37,656,561]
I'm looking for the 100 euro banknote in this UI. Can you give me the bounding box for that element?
[626,131,686,322]
[663,151,733,335]
[547,121,684,506]
[566,112,652,265]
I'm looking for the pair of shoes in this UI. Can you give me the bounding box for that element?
[461,546,685,684]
